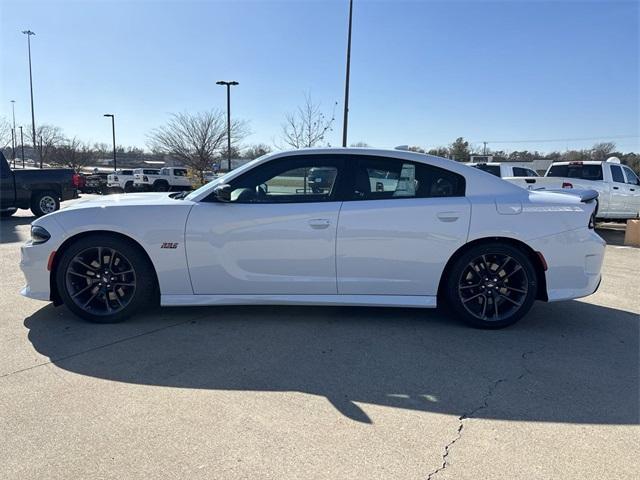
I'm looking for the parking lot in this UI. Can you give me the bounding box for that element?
[0,196,638,480]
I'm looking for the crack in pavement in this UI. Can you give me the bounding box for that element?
[426,350,536,480]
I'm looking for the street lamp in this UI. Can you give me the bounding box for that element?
[10,100,16,164]
[216,80,239,171]
[22,30,37,166]
[103,114,117,171]
[342,0,354,147]
[19,126,25,168]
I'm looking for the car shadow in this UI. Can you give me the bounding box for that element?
[24,300,638,425]
[0,215,33,244]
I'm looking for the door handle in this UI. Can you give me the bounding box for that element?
[308,218,331,229]
[437,211,460,222]
[630,188,636,192]
[612,186,619,190]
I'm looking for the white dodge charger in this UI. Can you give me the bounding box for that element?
[20,148,605,328]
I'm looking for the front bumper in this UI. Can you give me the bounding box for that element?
[528,228,606,302]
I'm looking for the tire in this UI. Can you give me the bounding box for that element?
[0,209,17,218]
[154,181,169,192]
[124,181,134,193]
[31,191,60,217]
[55,234,157,323]
[443,243,537,329]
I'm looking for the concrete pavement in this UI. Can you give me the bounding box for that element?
[0,198,638,479]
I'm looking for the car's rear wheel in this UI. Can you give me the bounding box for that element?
[31,191,60,217]
[444,243,537,328]
[124,181,134,193]
[55,234,157,323]
[154,180,170,192]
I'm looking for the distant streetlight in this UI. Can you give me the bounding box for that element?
[22,30,37,166]
[10,100,16,163]
[216,80,239,171]
[342,0,354,147]
[19,126,25,168]
[103,114,117,171]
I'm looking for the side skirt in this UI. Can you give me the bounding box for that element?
[161,294,437,308]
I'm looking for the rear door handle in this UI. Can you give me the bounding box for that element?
[308,218,331,229]
[612,186,619,190]
[437,211,460,222]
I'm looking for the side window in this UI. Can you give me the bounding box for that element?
[227,156,342,203]
[352,157,465,200]
[512,167,530,177]
[526,168,539,177]
[622,166,640,186]
[610,165,625,183]
[174,169,187,177]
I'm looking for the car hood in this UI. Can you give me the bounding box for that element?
[62,192,193,211]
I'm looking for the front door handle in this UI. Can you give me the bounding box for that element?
[308,218,331,229]
[437,211,460,222]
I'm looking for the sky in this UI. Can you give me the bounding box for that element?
[1,0,638,153]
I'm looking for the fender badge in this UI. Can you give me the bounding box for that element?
[161,242,179,249]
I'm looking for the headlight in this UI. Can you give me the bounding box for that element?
[31,225,51,244]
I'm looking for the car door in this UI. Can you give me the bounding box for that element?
[336,155,471,297]
[185,155,345,295]
[609,164,629,216]
[621,165,640,216]
[0,153,16,209]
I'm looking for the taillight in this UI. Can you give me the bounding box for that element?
[72,174,80,187]
[143,175,148,181]
[562,182,573,189]
[113,175,119,181]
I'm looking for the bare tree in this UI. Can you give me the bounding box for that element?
[280,94,336,149]
[28,124,65,167]
[51,137,95,171]
[0,117,12,151]
[243,143,271,159]
[148,111,247,180]
[591,142,616,161]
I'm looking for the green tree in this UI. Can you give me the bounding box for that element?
[449,137,470,162]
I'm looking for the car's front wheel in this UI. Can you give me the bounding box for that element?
[444,243,538,329]
[55,234,157,323]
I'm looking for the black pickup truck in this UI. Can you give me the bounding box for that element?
[0,152,78,217]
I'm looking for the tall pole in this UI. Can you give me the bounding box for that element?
[104,114,117,171]
[216,80,238,171]
[342,0,354,147]
[10,100,16,163]
[22,30,37,166]
[19,126,25,168]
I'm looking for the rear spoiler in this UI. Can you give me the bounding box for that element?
[537,188,599,203]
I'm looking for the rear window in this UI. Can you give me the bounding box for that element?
[121,170,133,175]
[143,169,159,174]
[547,164,603,181]
[471,164,501,177]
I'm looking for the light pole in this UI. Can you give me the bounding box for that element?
[10,100,16,164]
[103,114,117,171]
[19,126,25,168]
[342,0,354,147]
[216,80,238,171]
[22,30,37,166]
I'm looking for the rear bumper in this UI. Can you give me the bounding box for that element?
[528,228,606,302]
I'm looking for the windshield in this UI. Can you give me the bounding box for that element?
[184,155,270,201]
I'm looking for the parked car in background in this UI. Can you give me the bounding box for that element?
[504,158,640,221]
[465,162,540,178]
[107,169,135,192]
[21,148,604,329]
[132,168,161,191]
[134,167,191,191]
[83,173,109,194]
[0,151,78,217]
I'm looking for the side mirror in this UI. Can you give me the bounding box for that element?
[213,184,232,202]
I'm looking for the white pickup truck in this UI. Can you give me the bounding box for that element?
[507,159,639,221]
[106,169,135,192]
[465,162,540,179]
[133,167,191,192]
